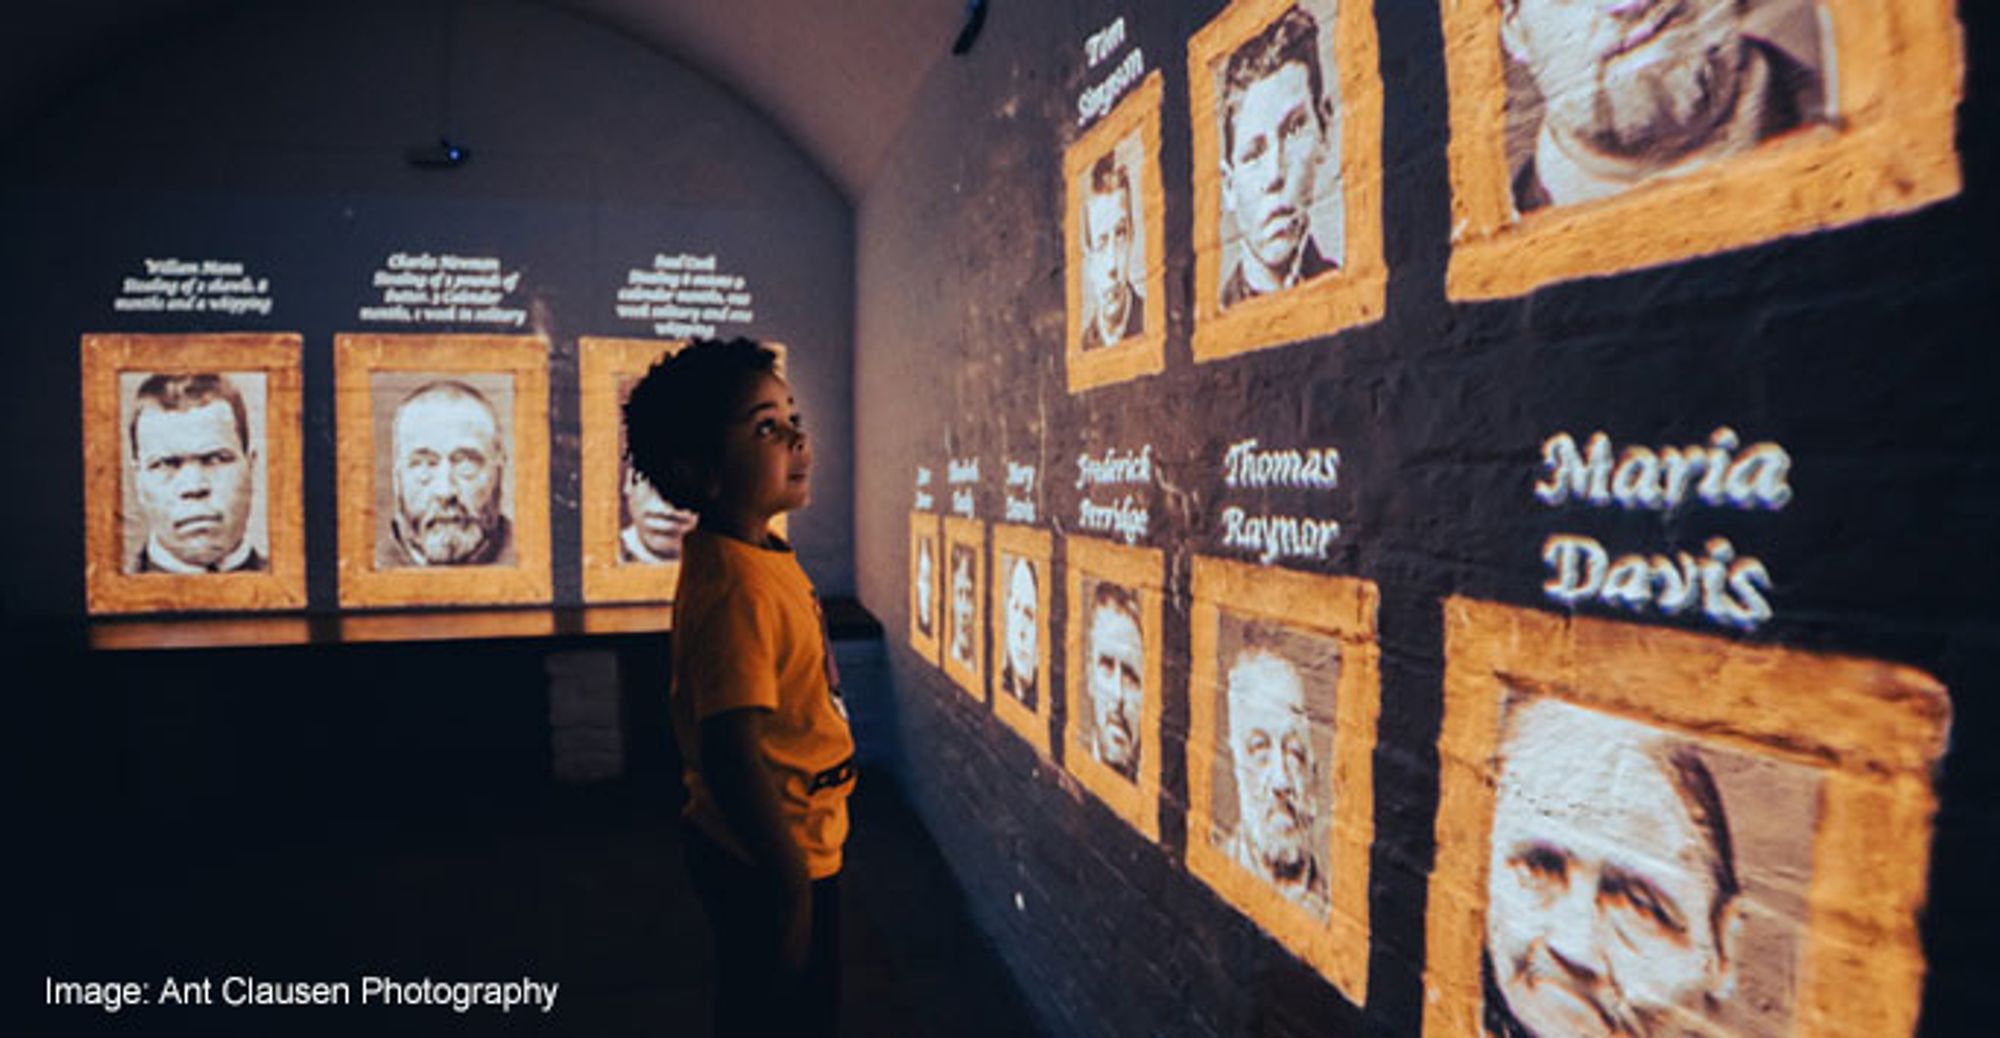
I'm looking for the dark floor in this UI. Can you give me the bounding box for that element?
[37,774,1045,1037]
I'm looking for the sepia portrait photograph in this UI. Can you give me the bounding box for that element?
[1186,555,1380,1003]
[1206,613,1340,918]
[1424,598,1953,1038]
[941,517,987,701]
[83,334,305,614]
[370,370,519,571]
[1063,536,1164,842]
[1503,0,1829,217]
[908,512,941,664]
[1444,0,1965,298]
[1481,692,1817,1038]
[1188,0,1386,362]
[580,338,789,604]
[1063,71,1166,394]
[120,370,270,576]
[335,335,550,608]
[989,524,1055,756]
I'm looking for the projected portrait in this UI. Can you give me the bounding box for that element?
[990,525,1054,755]
[1083,579,1145,780]
[1063,536,1164,840]
[1503,0,1825,215]
[1424,598,1952,1038]
[908,512,941,664]
[1063,71,1166,394]
[1187,556,1379,1002]
[1211,619,1338,914]
[122,372,267,575]
[1080,150,1146,354]
[336,335,551,608]
[940,517,987,700]
[1443,0,1965,298]
[374,374,516,569]
[1188,0,1386,361]
[581,338,788,603]
[1484,696,1816,1038]
[83,334,305,614]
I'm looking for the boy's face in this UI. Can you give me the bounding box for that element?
[713,371,811,522]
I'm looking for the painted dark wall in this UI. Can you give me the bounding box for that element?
[855,2,1999,1035]
[0,0,856,618]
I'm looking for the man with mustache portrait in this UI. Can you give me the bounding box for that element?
[1503,0,1825,213]
[1218,4,1340,310]
[1224,644,1327,911]
[127,372,264,574]
[379,379,515,568]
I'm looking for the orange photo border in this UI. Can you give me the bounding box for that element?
[1064,71,1169,394]
[908,511,941,664]
[1063,535,1166,842]
[1442,0,1964,300]
[334,334,552,609]
[1423,596,1951,1038]
[990,524,1055,757]
[1187,555,1380,1005]
[82,333,307,615]
[1188,0,1388,361]
[940,517,989,702]
[578,338,787,605]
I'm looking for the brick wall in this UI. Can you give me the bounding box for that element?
[854,2,1998,1034]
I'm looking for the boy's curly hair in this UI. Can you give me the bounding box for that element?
[622,337,781,511]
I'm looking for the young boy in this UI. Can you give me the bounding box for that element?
[623,338,855,1036]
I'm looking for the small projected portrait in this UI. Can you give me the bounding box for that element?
[990,526,1053,756]
[999,555,1041,710]
[1483,696,1816,1038]
[908,512,941,663]
[940,517,987,699]
[1186,556,1379,1002]
[1424,598,1952,1038]
[1063,536,1164,840]
[122,372,267,575]
[83,334,305,614]
[1063,71,1166,394]
[1082,579,1146,780]
[1444,0,1965,298]
[1211,619,1338,915]
[1079,150,1146,354]
[581,339,787,603]
[374,374,515,569]
[1188,0,1386,361]
[949,546,977,664]
[336,334,550,608]
[619,461,696,565]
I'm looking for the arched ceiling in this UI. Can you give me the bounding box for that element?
[0,0,967,202]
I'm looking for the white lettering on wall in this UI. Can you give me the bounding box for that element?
[1077,17,1144,126]
[614,252,755,340]
[1535,427,1789,629]
[1004,460,1037,524]
[361,252,526,326]
[1213,438,1345,565]
[114,257,274,317]
[1223,438,1341,490]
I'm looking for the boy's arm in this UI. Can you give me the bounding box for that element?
[700,706,812,970]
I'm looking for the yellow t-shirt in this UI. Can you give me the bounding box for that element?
[672,528,856,879]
